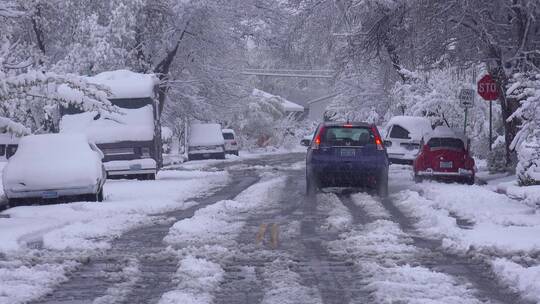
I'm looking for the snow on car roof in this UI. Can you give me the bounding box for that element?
[424,126,467,143]
[252,89,304,112]
[59,105,155,144]
[222,128,235,134]
[16,133,90,157]
[89,70,159,99]
[386,116,432,139]
[189,123,225,146]
[57,70,158,101]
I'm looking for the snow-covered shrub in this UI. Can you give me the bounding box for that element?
[507,73,540,185]
[488,136,508,174]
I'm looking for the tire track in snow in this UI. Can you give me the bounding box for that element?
[376,194,531,304]
[32,171,260,304]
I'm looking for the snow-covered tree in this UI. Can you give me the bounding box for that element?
[507,73,540,185]
[0,1,114,134]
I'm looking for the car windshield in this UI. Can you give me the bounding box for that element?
[427,137,465,150]
[323,127,374,146]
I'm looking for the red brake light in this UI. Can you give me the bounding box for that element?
[312,126,324,150]
[371,126,384,151]
[344,124,353,128]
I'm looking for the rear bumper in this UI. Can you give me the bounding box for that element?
[105,159,157,177]
[188,152,224,160]
[417,169,474,177]
[5,184,99,199]
[308,162,387,186]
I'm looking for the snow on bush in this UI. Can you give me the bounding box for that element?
[507,73,540,185]
[487,135,508,173]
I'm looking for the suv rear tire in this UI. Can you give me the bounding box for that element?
[377,170,389,197]
[306,172,319,196]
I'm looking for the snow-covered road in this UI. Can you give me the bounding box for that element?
[1,153,540,304]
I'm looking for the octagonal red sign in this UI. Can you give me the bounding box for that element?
[477,74,499,101]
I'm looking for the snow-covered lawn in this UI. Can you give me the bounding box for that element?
[0,169,228,304]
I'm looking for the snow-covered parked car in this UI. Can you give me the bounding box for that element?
[222,129,239,156]
[300,133,314,147]
[188,123,225,161]
[3,133,106,206]
[384,116,432,164]
[413,126,475,185]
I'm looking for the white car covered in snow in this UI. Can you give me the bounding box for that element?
[188,124,225,161]
[3,133,106,206]
[222,129,239,156]
[384,116,432,164]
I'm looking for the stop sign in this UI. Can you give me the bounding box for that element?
[477,74,499,100]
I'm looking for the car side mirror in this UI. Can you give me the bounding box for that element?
[300,139,311,147]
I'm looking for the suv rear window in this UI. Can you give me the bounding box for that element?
[389,125,410,139]
[223,133,235,140]
[323,127,374,146]
[427,137,464,150]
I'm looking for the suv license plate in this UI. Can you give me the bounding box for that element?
[42,191,58,199]
[341,148,355,157]
[440,161,453,168]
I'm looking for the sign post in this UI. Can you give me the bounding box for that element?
[477,74,499,150]
[459,88,475,134]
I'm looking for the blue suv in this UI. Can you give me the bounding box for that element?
[305,122,389,196]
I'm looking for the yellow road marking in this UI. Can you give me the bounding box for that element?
[271,223,279,249]
[256,223,267,245]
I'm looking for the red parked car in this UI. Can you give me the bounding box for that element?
[413,127,475,185]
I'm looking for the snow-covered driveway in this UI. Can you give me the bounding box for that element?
[1,154,539,304]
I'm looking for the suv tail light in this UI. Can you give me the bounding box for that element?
[311,126,325,150]
[371,126,385,151]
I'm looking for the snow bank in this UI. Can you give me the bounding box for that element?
[385,115,432,140]
[60,105,154,143]
[0,170,228,252]
[3,133,102,192]
[364,262,480,304]
[492,258,540,302]
[159,255,224,304]
[394,182,540,255]
[0,259,78,304]
[188,123,224,147]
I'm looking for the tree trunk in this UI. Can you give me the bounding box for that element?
[489,63,518,167]
[153,23,190,115]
